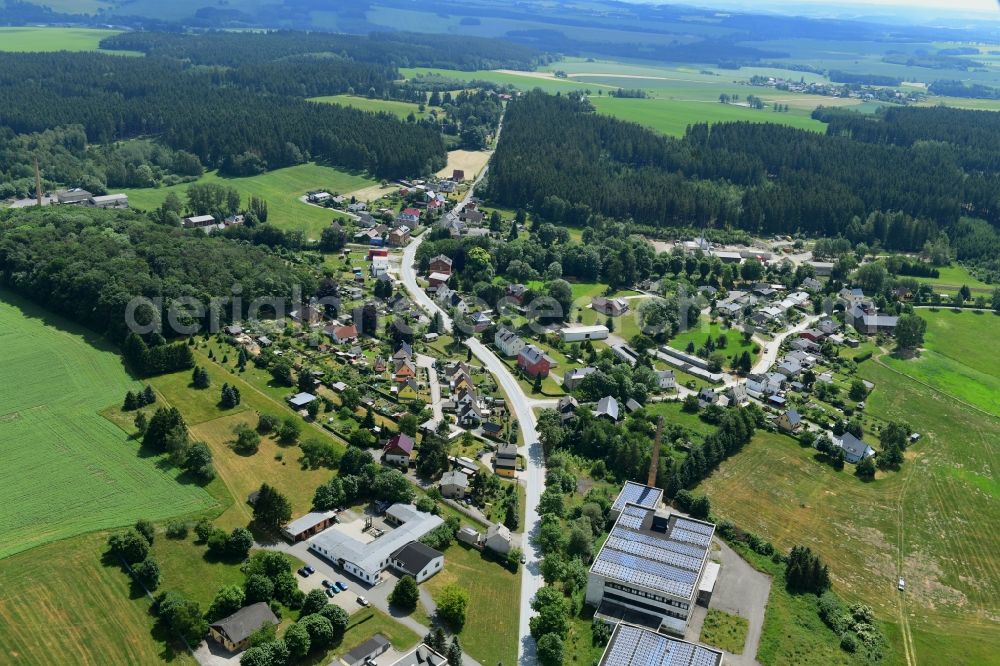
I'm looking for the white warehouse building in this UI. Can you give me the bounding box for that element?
[560,325,610,342]
[308,504,443,585]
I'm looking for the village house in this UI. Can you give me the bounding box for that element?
[557,395,579,423]
[428,254,453,275]
[656,370,677,390]
[397,378,421,401]
[383,433,415,466]
[388,226,411,247]
[484,523,512,555]
[517,344,551,378]
[847,302,899,336]
[468,311,492,333]
[506,283,529,305]
[591,296,630,317]
[428,272,451,289]
[563,366,597,391]
[494,328,525,357]
[594,396,620,422]
[833,431,876,463]
[389,541,444,583]
[778,409,803,433]
[439,470,469,498]
[209,603,279,653]
[397,207,421,226]
[326,323,358,344]
[494,443,518,478]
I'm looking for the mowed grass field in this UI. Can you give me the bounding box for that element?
[423,543,520,666]
[882,309,1000,418]
[309,94,432,120]
[149,346,340,530]
[0,532,196,666]
[120,163,374,239]
[589,96,825,136]
[699,356,1000,664]
[914,261,993,294]
[0,290,215,559]
[0,27,122,52]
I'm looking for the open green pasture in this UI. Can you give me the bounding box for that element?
[0,27,124,52]
[699,357,1000,665]
[309,94,433,120]
[881,309,1000,418]
[120,163,372,239]
[0,290,215,559]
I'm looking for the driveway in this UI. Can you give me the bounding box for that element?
[416,353,444,423]
[751,314,821,375]
[683,539,772,666]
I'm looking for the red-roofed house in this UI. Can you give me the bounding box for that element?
[383,433,415,465]
[327,324,358,344]
[429,255,453,276]
[518,344,551,378]
[397,208,421,226]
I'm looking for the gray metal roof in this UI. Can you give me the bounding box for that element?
[209,602,278,644]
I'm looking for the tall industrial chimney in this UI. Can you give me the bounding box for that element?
[647,416,664,487]
[34,157,43,206]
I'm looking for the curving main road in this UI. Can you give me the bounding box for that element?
[394,120,545,665]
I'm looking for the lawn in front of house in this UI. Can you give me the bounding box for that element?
[423,542,520,666]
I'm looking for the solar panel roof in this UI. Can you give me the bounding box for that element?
[592,503,715,599]
[599,623,722,666]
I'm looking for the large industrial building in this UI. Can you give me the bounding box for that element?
[598,622,723,666]
[587,496,717,635]
[308,503,443,585]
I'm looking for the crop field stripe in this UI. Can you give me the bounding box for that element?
[0,290,215,559]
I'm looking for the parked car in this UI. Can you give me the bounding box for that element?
[297,567,308,578]
[898,578,906,591]
[303,565,315,576]
[335,581,348,591]
[357,596,370,607]
[325,588,336,598]
[322,579,333,588]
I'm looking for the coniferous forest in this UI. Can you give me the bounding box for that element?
[486,91,1000,277]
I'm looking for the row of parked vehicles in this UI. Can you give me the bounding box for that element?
[297,566,370,605]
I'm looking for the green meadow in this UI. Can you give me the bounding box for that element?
[0,27,124,52]
[882,309,1000,418]
[0,290,215,559]
[120,163,373,239]
[700,355,1000,666]
[309,94,433,119]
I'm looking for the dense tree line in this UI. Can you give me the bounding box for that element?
[99,30,545,71]
[827,71,902,86]
[0,207,317,342]
[0,51,444,179]
[487,91,1000,276]
[928,80,1000,100]
[0,127,203,200]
